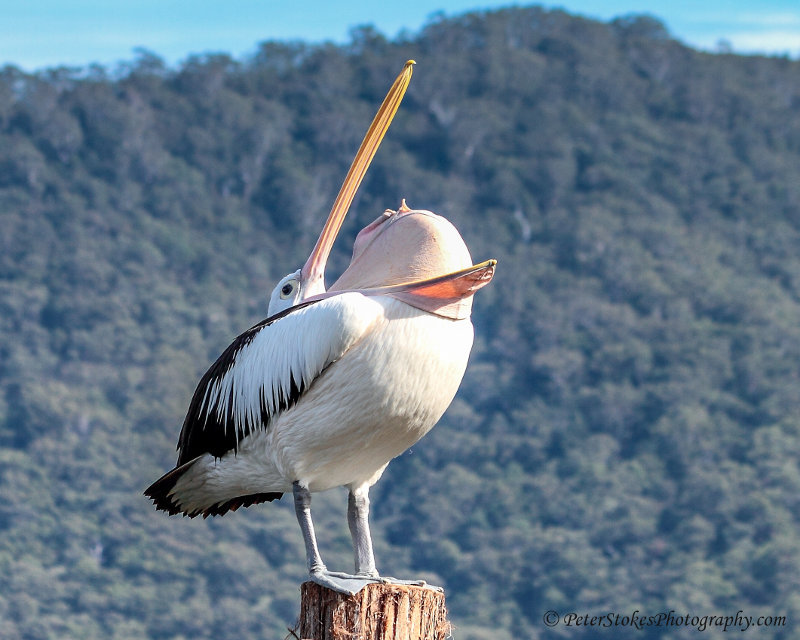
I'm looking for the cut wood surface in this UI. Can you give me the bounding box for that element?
[294,581,450,640]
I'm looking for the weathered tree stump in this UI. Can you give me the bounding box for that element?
[293,582,450,640]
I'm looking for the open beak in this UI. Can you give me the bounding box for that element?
[300,60,415,294]
[372,259,497,318]
[313,259,496,320]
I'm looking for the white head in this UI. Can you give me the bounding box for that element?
[268,270,303,315]
[268,203,497,319]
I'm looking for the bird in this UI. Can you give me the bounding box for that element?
[145,61,496,595]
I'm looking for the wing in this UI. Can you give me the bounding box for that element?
[176,292,381,464]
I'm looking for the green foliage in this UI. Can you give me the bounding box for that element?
[1,7,799,639]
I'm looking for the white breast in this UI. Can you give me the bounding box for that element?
[267,296,473,491]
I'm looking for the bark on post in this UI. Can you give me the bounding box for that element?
[293,582,450,640]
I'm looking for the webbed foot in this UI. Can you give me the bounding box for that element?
[309,569,383,595]
[309,569,442,595]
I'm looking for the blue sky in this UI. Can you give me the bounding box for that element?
[2,0,799,71]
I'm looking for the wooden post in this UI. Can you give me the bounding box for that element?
[292,582,450,640]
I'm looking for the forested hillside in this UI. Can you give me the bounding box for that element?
[1,6,799,639]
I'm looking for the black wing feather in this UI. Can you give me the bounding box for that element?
[176,300,319,465]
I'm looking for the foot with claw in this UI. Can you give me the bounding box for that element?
[309,570,442,595]
[309,569,384,596]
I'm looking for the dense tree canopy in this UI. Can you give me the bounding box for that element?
[1,6,799,639]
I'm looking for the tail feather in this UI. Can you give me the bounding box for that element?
[144,457,283,518]
[144,462,192,516]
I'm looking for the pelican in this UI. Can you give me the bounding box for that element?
[145,61,496,595]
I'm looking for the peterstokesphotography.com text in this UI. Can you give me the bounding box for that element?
[541,609,786,632]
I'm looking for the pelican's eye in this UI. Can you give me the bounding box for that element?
[280,279,299,299]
